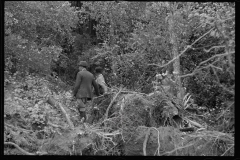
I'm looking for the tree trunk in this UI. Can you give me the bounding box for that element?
[109,3,115,47]
[168,3,183,99]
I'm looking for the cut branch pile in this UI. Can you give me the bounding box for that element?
[4,84,234,156]
[89,89,234,156]
[123,126,234,156]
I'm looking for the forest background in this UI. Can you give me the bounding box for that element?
[4,1,235,155]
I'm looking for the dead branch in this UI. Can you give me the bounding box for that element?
[179,63,212,78]
[148,27,215,68]
[4,142,35,155]
[5,123,32,133]
[179,51,233,78]
[179,71,197,78]
[161,143,195,156]
[151,127,161,156]
[197,52,234,68]
[203,45,225,53]
[221,144,234,156]
[210,64,223,71]
[104,88,122,120]
[185,118,204,128]
[103,85,147,96]
[143,128,151,156]
[140,126,161,156]
[47,96,74,130]
[192,43,220,50]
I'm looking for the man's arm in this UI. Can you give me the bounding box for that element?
[92,79,100,96]
[73,72,81,97]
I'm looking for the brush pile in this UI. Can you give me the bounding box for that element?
[87,89,234,156]
[4,75,234,156]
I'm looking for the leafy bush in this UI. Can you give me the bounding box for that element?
[5,1,78,76]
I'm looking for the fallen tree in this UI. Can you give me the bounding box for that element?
[47,96,74,130]
[87,89,234,156]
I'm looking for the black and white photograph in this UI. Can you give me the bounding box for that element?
[4,1,235,156]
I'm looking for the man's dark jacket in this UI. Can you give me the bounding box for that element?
[73,70,100,99]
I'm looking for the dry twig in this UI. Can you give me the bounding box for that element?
[47,96,74,130]
[140,126,161,156]
[185,118,204,128]
[203,45,225,53]
[5,123,32,133]
[151,127,161,156]
[161,143,195,156]
[221,144,234,156]
[4,142,35,155]
[104,88,122,120]
[143,128,151,156]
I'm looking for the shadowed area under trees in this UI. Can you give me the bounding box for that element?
[4,1,234,156]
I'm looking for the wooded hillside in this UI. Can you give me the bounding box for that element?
[4,1,234,156]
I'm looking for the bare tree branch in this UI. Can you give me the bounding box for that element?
[161,143,195,156]
[203,45,225,53]
[179,61,216,78]
[5,123,32,133]
[221,145,234,156]
[104,88,122,120]
[143,128,151,156]
[197,51,234,69]
[148,27,215,68]
[47,96,74,130]
[4,142,35,155]
[179,51,231,78]
[210,64,223,71]
[192,43,220,50]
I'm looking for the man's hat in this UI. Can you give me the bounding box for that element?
[79,61,88,68]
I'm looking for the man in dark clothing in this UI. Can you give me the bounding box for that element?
[73,61,100,122]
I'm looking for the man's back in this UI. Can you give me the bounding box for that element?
[74,70,99,99]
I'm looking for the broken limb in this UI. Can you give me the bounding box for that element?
[148,27,215,69]
[143,128,151,156]
[104,88,122,120]
[47,96,74,130]
[4,142,35,155]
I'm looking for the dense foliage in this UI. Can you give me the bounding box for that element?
[5,1,78,75]
[76,2,234,119]
[4,1,234,155]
